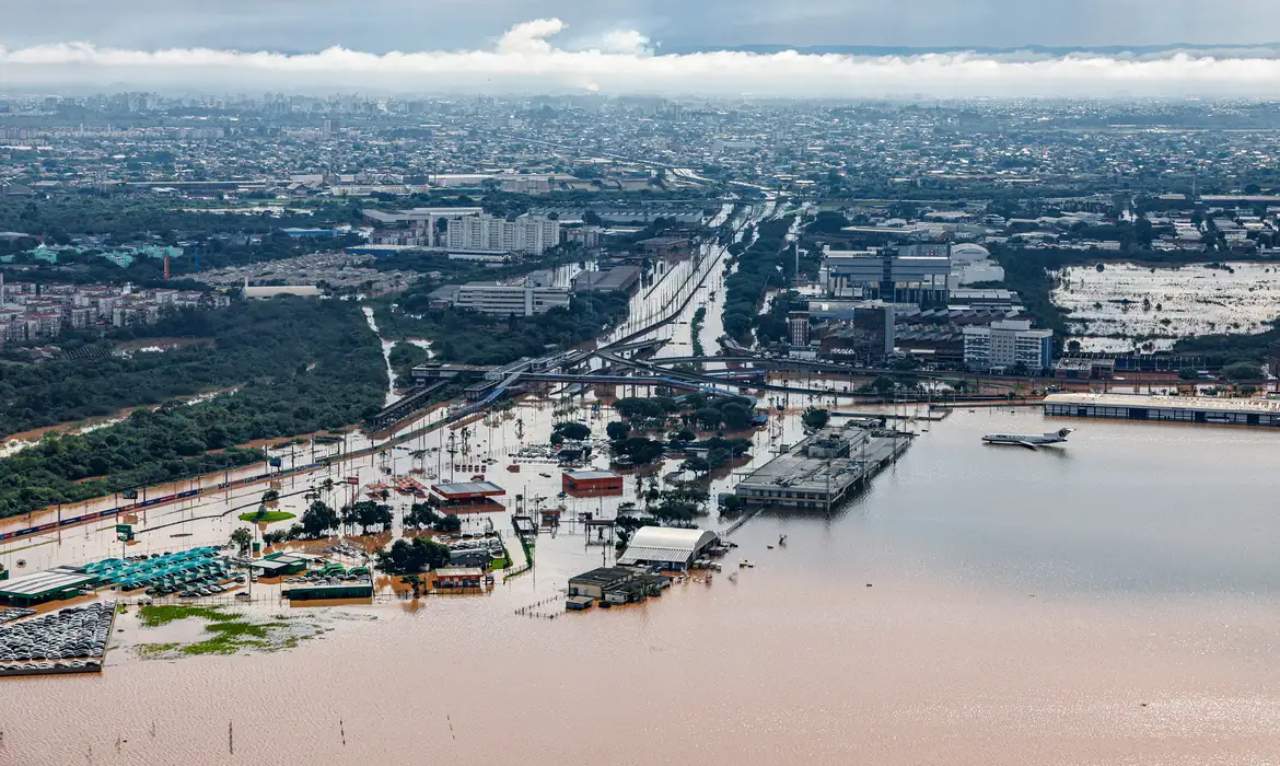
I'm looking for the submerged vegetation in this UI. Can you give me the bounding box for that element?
[135,604,321,657]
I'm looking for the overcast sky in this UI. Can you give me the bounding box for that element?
[2,1,1279,97]
[4,0,1279,51]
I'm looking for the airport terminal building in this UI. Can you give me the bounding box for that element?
[1044,393,1280,427]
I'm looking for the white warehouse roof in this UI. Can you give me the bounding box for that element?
[618,526,718,566]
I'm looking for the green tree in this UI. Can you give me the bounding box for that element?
[1223,361,1262,381]
[376,537,452,574]
[613,437,665,465]
[301,501,339,538]
[802,407,830,430]
[606,421,631,441]
[552,421,592,441]
[432,514,461,534]
[693,407,723,430]
[229,527,254,555]
[719,402,752,431]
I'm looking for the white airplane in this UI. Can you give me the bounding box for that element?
[982,427,1075,450]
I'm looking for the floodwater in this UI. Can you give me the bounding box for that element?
[360,305,400,408]
[6,406,1280,764]
[1052,261,1280,352]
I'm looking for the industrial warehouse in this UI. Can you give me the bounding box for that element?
[617,527,720,570]
[565,527,721,610]
[1043,393,1280,427]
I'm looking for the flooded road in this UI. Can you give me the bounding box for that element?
[360,304,402,408]
[5,405,1280,765]
[4,197,1279,763]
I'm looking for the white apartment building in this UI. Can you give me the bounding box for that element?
[446,214,561,256]
[364,207,483,248]
[963,319,1054,373]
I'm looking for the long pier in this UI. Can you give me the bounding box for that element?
[732,423,913,512]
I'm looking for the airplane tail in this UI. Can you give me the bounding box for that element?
[1055,427,1075,439]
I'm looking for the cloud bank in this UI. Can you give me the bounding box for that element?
[2,18,1279,97]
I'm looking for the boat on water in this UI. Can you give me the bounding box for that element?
[982,427,1075,450]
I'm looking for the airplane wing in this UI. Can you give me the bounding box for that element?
[1016,441,1039,450]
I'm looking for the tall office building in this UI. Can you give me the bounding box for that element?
[787,311,811,346]
[963,319,1053,373]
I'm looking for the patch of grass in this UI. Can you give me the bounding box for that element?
[488,555,510,571]
[137,603,308,656]
[138,604,236,628]
[136,642,178,657]
[181,621,274,655]
[237,510,296,523]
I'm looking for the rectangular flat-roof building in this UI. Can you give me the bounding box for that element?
[571,266,641,294]
[1044,393,1280,427]
[250,552,312,576]
[562,469,624,496]
[568,567,639,600]
[964,319,1054,373]
[0,568,97,606]
[282,578,373,601]
[431,481,505,501]
[431,481,506,514]
[433,567,486,589]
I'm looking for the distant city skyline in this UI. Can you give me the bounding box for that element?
[3,2,1280,97]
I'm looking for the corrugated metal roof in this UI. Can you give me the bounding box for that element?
[618,527,717,565]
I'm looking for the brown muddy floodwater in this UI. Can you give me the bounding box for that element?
[4,406,1280,765]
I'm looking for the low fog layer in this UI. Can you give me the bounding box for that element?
[3,19,1279,97]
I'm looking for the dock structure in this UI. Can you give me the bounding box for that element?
[732,420,911,511]
[1044,392,1280,428]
